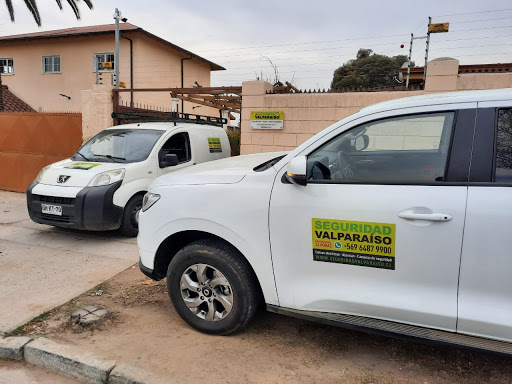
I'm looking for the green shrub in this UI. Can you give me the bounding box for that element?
[227,130,241,156]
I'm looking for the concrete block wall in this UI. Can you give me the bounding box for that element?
[240,59,512,155]
[240,81,423,154]
[424,59,459,92]
[457,73,512,90]
[365,115,446,151]
[81,84,114,142]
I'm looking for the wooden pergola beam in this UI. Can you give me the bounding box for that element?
[114,87,242,94]
[190,95,242,101]
[173,94,240,113]
[171,90,242,96]
[286,81,302,93]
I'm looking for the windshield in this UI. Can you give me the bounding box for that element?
[72,129,164,163]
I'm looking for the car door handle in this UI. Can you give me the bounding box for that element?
[398,211,452,222]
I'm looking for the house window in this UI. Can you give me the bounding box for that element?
[94,52,115,72]
[42,55,61,73]
[0,58,14,74]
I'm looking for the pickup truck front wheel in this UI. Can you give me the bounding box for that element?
[167,240,260,335]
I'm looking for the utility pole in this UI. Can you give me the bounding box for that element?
[113,8,121,89]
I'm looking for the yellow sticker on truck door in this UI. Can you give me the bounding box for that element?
[312,218,396,270]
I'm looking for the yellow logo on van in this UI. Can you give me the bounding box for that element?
[65,162,101,170]
[208,137,222,153]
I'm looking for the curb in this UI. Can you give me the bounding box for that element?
[25,337,115,384]
[0,335,175,384]
[0,336,32,360]
[110,363,180,384]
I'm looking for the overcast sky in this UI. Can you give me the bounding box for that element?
[1,0,511,90]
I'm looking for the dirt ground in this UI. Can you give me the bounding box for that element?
[11,265,512,384]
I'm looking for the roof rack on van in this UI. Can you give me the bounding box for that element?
[111,111,227,127]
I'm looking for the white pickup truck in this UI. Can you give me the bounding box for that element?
[138,89,512,355]
[27,120,230,236]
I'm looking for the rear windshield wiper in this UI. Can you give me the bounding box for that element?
[94,154,126,163]
[75,150,90,161]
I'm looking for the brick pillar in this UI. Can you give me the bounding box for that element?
[80,85,114,143]
[424,59,459,93]
[240,81,273,154]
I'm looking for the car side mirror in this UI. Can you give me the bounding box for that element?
[354,134,370,151]
[286,155,307,186]
[160,153,179,168]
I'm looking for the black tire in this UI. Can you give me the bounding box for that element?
[167,240,261,335]
[119,195,143,237]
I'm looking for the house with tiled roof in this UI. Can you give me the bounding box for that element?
[0,23,224,112]
[0,85,34,112]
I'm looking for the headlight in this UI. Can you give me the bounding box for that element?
[142,192,160,212]
[88,169,125,187]
[35,165,51,183]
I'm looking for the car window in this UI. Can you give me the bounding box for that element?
[73,129,164,163]
[307,112,455,184]
[158,132,191,167]
[495,108,512,182]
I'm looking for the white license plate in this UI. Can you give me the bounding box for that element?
[41,204,62,216]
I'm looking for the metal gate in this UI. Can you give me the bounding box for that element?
[0,112,82,192]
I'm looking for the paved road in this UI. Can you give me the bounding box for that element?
[0,191,139,334]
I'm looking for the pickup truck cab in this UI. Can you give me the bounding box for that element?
[138,89,512,354]
[27,121,230,236]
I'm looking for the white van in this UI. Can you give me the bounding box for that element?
[27,121,231,236]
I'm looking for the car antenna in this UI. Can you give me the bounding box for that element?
[172,98,178,126]
[171,110,177,126]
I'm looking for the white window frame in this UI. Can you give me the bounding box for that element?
[42,55,61,74]
[93,52,115,72]
[0,57,14,75]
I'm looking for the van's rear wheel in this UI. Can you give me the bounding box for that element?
[167,240,260,335]
[119,195,143,237]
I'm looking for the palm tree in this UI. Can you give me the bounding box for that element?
[5,0,94,27]
[0,0,94,110]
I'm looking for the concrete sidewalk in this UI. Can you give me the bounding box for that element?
[0,360,82,384]
[0,191,138,335]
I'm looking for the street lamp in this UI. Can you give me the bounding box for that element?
[113,8,127,89]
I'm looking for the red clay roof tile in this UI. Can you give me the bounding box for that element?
[1,85,35,112]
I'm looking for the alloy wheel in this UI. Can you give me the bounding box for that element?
[179,263,233,321]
